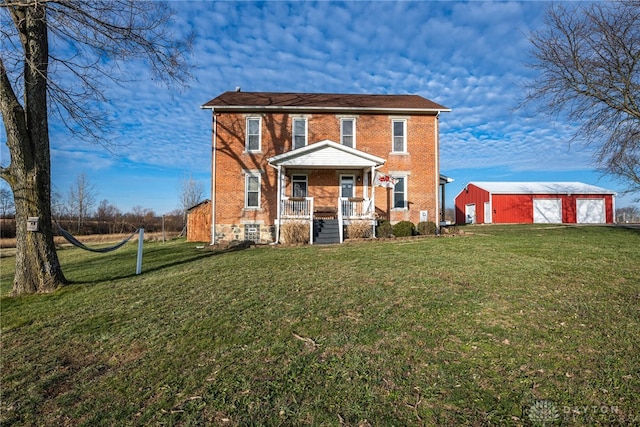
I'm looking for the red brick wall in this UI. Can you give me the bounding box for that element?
[212,111,440,241]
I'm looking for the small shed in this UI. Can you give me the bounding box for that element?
[455,182,616,225]
[186,200,211,242]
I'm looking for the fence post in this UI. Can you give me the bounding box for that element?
[136,228,144,275]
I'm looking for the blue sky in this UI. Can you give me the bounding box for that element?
[1,0,638,215]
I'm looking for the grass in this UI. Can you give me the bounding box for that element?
[1,225,639,426]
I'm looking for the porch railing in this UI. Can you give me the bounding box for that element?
[340,197,374,219]
[281,197,313,219]
[338,197,375,243]
[280,197,314,244]
[279,197,375,244]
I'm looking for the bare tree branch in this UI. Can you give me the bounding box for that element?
[522,1,640,193]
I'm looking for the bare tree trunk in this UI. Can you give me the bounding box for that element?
[0,3,67,294]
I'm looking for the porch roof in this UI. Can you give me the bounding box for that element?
[268,140,385,169]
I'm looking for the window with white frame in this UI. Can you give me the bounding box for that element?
[341,118,355,148]
[393,176,407,209]
[246,117,261,152]
[291,175,308,198]
[392,119,407,152]
[292,118,307,149]
[245,174,260,208]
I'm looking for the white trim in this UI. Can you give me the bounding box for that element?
[268,139,385,168]
[245,173,261,209]
[245,116,262,152]
[434,113,440,228]
[465,204,476,224]
[391,119,407,153]
[202,105,451,114]
[291,174,308,198]
[211,112,217,244]
[292,117,308,149]
[392,174,408,210]
[340,174,356,198]
[340,117,356,148]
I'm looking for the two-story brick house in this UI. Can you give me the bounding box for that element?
[199,91,450,244]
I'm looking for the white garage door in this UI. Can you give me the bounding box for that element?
[533,199,562,223]
[577,199,605,223]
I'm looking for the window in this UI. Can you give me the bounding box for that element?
[246,117,261,151]
[393,176,407,209]
[341,118,355,148]
[392,119,407,152]
[292,118,307,149]
[291,175,308,198]
[245,174,260,208]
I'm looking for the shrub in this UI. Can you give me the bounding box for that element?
[392,221,415,237]
[280,220,309,244]
[417,221,438,235]
[375,220,393,238]
[347,220,372,239]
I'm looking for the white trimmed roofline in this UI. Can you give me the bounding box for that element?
[268,139,385,167]
[200,105,451,114]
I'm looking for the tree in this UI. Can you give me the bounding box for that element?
[179,175,205,217]
[0,186,14,217]
[616,205,640,223]
[67,173,97,233]
[523,1,640,193]
[0,1,192,295]
[95,199,122,234]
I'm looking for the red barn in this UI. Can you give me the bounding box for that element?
[455,182,616,225]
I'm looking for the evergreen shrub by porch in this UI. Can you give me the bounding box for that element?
[346,220,372,239]
[280,221,309,244]
[375,220,393,238]
[417,221,437,235]
[393,221,415,237]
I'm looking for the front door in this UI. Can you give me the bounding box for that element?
[340,175,355,198]
[341,175,355,217]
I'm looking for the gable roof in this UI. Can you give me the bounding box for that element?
[202,91,450,114]
[469,182,616,195]
[268,139,385,168]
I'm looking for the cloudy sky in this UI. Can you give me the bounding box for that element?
[2,0,637,215]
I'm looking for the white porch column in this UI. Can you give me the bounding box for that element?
[275,165,283,244]
[370,165,376,237]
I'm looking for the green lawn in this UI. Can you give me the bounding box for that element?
[1,225,639,426]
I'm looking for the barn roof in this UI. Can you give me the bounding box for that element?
[470,182,616,195]
[202,91,450,113]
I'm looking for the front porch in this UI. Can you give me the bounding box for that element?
[280,196,376,244]
[269,140,385,244]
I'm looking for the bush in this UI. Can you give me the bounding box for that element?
[375,220,393,238]
[417,221,437,235]
[392,221,415,237]
[280,220,309,244]
[347,220,372,239]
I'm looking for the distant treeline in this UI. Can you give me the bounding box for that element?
[1,214,185,239]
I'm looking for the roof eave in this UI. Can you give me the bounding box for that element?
[200,105,450,114]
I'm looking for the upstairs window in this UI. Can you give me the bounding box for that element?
[245,174,260,208]
[246,117,261,152]
[392,119,407,152]
[341,118,355,148]
[292,118,307,149]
